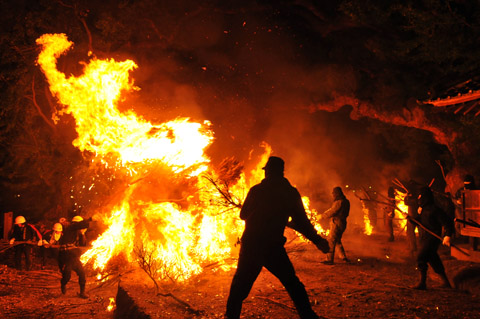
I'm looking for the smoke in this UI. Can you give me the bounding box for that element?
[84,1,455,225]
[29,1,455,227]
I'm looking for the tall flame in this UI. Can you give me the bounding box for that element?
[36,33,212,172]
[362,203,373,236]
[394,190,408,232]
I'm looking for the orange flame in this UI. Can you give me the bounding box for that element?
[395,190,408,233]
[107,297,115,312]
[362,203,373,235]
[37,33,213,173]
[302,196,328,236]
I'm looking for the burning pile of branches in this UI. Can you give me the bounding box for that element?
[201,157,245,211]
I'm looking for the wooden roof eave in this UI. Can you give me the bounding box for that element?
[423,90,480,107]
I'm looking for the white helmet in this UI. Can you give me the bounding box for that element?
[15,216,26,225]
[53,223,63,232]
[72,216,83,222]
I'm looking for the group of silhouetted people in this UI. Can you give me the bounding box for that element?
[225,156,460,319]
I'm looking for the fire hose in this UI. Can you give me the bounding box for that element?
[0,241,38,254]
[0,241,80,254]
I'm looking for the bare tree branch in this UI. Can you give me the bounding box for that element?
[200,157,245,212]
[133,241,202,315]
[29,77,56,132]
[201,174,243,210]
[55,0,92,52]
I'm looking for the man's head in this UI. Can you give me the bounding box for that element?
[72,215,83,223]
[53,223,63,233]
[332,186,344,199]
[15,216,26,227]
[59,217,68,226]
[388,186,396,198]
[262,156,285,177]
[417,186,434,208]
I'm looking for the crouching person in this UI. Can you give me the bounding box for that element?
[40,223,63,269]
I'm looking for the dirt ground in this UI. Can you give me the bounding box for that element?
[1,228,480,319]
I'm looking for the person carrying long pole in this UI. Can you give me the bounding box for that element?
[409,186,455,290]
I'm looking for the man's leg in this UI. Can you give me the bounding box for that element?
[414,240,436,290]
[60,253,72,294]
[325,234,337,264]
[265,246,318,319]
[429,250,451,288]
[406,221,417,255]
[226,246,263,319]
[387,218,394,241]
[57,250,64,271]
[73,259,88,298]
[337,238,348,262]
[328,239,336,263]
[40,247,46,269]
[14,246,22,270]
[24,246,32,271]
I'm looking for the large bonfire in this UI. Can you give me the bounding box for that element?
[36,33,325,282]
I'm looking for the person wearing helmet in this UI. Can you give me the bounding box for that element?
[8,215,42,271]
[40,223,64,269]
[454,174,478,206]
[58,215,91,298]
[72,215,83,222]
[53,222,63,232]
[322,186,350,264]
[225,156,329,319]
[462,174,477,191]
[412,186,454,290]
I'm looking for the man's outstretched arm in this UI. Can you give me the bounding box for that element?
[288,190,329,253]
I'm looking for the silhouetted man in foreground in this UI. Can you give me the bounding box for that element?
[225,156,329,319]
